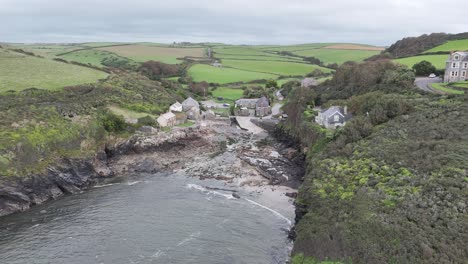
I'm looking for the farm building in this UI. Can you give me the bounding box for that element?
[212,61,222,67]
[157,112,176,128]
[301,78,319,87]
[169,102,183,112]
[444,51,468,83]
[235,96,271,117]
[315,106,349,129]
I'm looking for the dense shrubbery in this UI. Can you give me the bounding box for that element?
[138,61,182,79]
[282,59,467,262]
[316,60,415,102]
[100,111,126,132]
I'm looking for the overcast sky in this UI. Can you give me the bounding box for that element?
[1,0,467,45]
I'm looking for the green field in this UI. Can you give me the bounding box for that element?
[211,87,244,100]
[215,53,303,62]
[98,44,206,64]
[431,83,465,94]
[221,59,331,76]
[188,64,277,84]
[394,54,448,69]
[424,39,468,53]
[0,49,108,91]
[290,48,380,64]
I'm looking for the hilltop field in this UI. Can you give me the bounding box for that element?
[1,41,384,102]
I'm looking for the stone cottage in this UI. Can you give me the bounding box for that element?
[234,96,271,117]
[157,112,176,127]
[444,51,468,83]
[315,106,349,129]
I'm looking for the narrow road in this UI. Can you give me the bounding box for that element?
[414,77,443,94]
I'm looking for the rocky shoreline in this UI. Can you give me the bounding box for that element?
[0,119,304,219]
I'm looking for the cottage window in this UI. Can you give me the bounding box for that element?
[452,62,457,68]
[334,115,339,122]
[462,71,466,77]
[451,71,455,77]
[464,63,468,68]
[454,55,459,60]
[455,71,458,77]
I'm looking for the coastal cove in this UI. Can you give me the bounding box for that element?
[0,120,304,263]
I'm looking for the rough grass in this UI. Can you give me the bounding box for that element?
[394,54,448,69]
[188,64,277,84]
[108,105,155,123]
[0,49,108,91]
[97,44,206,64]
[424,39,468,53]
[291,49,380,64]
[221,59,332,76]
[211,87,244,100]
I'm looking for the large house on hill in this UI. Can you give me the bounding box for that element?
[315,106,350,129]
[444,51,468,83]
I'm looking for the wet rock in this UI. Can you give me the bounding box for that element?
[232,193,241,199]
[285,192,298,198]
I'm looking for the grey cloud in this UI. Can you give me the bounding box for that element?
[0,0,467,45]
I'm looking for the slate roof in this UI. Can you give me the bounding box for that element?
[256,96,270,107]
[159,112,176,120]
[182,97,200,108]
[321,106,345,119]
[235,98,259,105]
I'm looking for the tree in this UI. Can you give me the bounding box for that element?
[189,81,209,97]
[412,60,436,76]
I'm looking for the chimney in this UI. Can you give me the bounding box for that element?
[344,105,348,115]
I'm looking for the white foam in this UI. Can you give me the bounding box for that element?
[93,183,120,188]
[186,184,235,200]
[176,231,201,246]
[244,198,292,226]
[127,181,141,186]
[151,250,166,259]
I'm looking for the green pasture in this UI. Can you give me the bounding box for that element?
[221,59,332,76]
[394,54,448,69]
[424,39,468,53]
[188,64,277,84]
[0,49,108,91]
[431,83,465,94]
[211,87,244,100]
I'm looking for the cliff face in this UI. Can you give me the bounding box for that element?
[0,158,106,217]
[0,126,213,217]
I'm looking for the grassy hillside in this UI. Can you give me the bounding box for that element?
[188,64,277,84]
[0,49,108,91]
[0,72,183,177]
[394,54,448,69]
[424,39,468,53]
